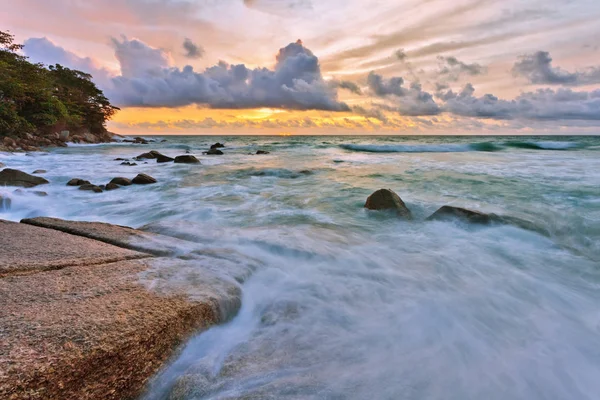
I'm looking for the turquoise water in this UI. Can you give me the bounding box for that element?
[1,135,600,399]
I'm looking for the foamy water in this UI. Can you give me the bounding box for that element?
[1,135,600,399]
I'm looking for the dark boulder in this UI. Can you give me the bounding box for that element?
[114,158,128,161]
[135,150,164,160]
[210,142,225,149]
[426,206,495,225]
[79,184,103,193]
[256,150,270,155]
[133,137,149,144]
[67,178,91,186]
[364,189,413,219]
[205,148,224,155]
[32,169,47,174]
[105,182,120,191]
[132,174,157,184]
[156,154,175,163]
[109,177,132,186]
[121,162,138,166]
[174,155,201,164]
[0,169,50,188]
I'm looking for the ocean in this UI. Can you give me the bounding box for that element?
[1,135,600,399]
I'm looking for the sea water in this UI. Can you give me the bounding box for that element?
[1,136,599,399]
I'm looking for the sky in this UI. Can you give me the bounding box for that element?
[3,0,600,135]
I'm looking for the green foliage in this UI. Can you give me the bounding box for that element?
[0,30,119,137]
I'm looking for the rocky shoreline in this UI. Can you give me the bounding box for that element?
[0,217,242,400]
[0,129,121,153]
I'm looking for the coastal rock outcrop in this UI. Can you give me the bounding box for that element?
[364,189,413,219]
[67,178,91,186]
[174,155,201,164]
[211,142,225,149]
[0,168,50,188]
[132,174,157,184]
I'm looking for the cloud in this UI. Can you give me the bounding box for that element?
[243,0,312,15]
[22,37,112,86]
[437,56,486,81]
[110,39,349,111]
[367,72,441,116]
[512,51,600,86]
[183,38,204,59]
[331,80,362,95]
[110,36,170,77]
[441,83,600,120]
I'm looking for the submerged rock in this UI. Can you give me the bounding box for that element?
[364,189,412,219]
[105,182,120,191]
[79,184,103,193]
[427,206,494,224]
[110,177,132,186]
[0,169,50,188]
[121,162,138,166]
[135,150,163,160]
[132,174,157,184]
[156,154,175,163]
[67,178,91,186]
[174,155,201,164]
[205,148,224,155]
[256,150,270,155]
[210,142,225,149]
[32,169,47,174]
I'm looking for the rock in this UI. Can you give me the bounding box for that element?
[133,136,149,144]
[364,189,413,219]
[33,191,48,197]
[121,162,138,166]
[174,155,201,164]
[114,158,128,161]
[59,130,70,141]
[82,132,97,143]
[210,142,225,149]
[0,169,50,188]
[205,148,224,155]
[256,150,270,155]
[32,169,47,174]
[135,150,164,160]
[0,195,11,211]
[426,206,494,225]
[4,136,17,148]
[161,139,167,142]
[132,174,157,184]
[79,184,103,193]
[156,154,175,163]
[105,182,120,191]
[109,177,132,186]
[67,178,91,186]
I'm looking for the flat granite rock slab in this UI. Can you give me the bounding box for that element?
[0,258,228,400]
[20,217,197,257]
[0,220,149,277]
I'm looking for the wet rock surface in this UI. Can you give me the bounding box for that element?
[0,168,49,188]
[364,188,413,219]
[174,155,201,164]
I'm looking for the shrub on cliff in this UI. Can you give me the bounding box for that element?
[0,30,118,137]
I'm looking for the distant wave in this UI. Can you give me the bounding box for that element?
[341,141,582,153]
[340,143,502,153]
[503,141,580,150]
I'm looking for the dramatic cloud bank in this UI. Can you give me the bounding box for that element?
[24,37,349,111]
[513,51,600,86]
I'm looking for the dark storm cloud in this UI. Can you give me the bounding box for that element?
[331,80,362,95]
[437,56,486,81]
[367,72,441,116]
[109,39,349,111]
[512,51,600,86]
[183,38,204,59]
